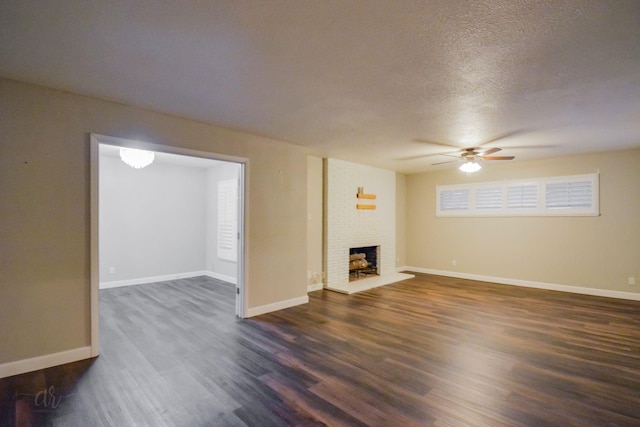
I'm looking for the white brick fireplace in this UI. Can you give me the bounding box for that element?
[324,158,413,293]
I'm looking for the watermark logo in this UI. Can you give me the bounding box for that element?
[34,386,63,411]
[14,385,67,413]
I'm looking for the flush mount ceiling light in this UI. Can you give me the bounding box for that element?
[459,161,481,173]
[119,148,155,169]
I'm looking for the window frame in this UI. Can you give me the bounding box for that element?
[217,178,238,262]
[436,173,599,217]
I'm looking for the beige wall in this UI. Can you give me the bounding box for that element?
[406,148,640,293]
[306,156,323,287]
[395,173,407,267]
[0,78,308,364]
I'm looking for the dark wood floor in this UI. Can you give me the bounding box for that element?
[2,274,640,426]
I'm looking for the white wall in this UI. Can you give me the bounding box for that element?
[99,155,207,283]
[100,154,242,286]
[324,158,396,292]
[206,162,241,281]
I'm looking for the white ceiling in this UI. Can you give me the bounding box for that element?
[1,1,639,174]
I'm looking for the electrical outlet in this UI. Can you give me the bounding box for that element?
[629,277,636,285]
[109,267,115,274]
[451,260,457,267]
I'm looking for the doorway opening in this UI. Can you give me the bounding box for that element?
[89,134,247,356]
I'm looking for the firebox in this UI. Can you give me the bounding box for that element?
[348,246,380,281]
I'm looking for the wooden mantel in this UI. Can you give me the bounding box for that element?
[356,192,377,209]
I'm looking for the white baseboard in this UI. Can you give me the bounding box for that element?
[100,270,237,289]
[405,267,640,301]
[204,271,237,285]
[246,295,309,318]
[0,346,93,379]
[307,283,324,292]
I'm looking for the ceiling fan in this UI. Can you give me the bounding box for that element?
[404,130,539,173]
[433,146,514,172]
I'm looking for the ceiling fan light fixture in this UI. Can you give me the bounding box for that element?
[459,161,481,173]
[120,148,155,169]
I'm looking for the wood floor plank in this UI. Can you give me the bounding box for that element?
[2,274,640,426]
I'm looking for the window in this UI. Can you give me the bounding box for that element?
[546,180,593,209]
[436,173,599,217]
[439,188,469,211]
[475,186,502,210]
[217,179,238,261]
[507,184,538,209]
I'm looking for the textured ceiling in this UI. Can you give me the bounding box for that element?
[1,0,639,173]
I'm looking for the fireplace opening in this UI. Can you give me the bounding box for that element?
[349,246,379,282]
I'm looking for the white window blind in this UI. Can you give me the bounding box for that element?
[546,181,592,209]
[217,179,238,262]
[440,189,469,211]
[475,187,502,209]
[436,173,599,217]
[507,184,538,209]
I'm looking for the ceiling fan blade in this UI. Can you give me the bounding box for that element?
[396,151,459,161]
[413,139,462,149]
[432,159,460,166]
[479,147,501,156]
[494,145,556,150]
[478,129,532,146]
[481,156,515,160]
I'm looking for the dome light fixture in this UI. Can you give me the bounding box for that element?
[119,148,155,169]
[459,161,481,173]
